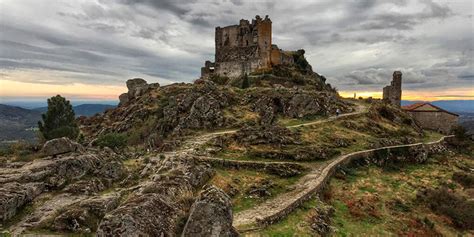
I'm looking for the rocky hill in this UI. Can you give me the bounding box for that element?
[1,65,472,236]
[79,71,350,149]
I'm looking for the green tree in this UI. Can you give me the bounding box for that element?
[38,95,79,141]
[241,74,250,89]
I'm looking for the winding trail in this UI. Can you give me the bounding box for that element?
[233,136,451,230]
[160,104,451,231]
[156,105,367,228]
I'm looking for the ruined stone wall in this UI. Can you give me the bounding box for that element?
[214,60,261,78]
[201,15,297,79]
[256,18,272,69]
[270,47,282,65]
[408,111,458,134]
[383,71,402,106]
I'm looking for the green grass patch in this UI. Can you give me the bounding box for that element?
[210,169,302,213]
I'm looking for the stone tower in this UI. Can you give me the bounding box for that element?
[383,71,402,107]
[201,15,297,79]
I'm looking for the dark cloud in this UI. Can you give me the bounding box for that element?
[116,0,193,15]
[0,0,471,96]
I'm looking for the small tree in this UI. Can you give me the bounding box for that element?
[241,74,250,89]
[38,95,79,141]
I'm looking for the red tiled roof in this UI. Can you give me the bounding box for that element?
[401,102,427,111]
[402,102,459,116]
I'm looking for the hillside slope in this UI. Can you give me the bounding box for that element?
[0,104,41,143]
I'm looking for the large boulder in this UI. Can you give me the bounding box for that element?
[41,137,84,157]
[182,185,239,237]
[126,78,149,98]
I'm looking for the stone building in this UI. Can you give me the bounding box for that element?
[201,15,297,79]
[402,102,459,134]
[383,71,402,107]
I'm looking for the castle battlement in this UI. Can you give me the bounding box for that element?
[201,15,296,79]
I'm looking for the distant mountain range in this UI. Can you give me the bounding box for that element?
[32,104,116,117]
[0,103,115,144]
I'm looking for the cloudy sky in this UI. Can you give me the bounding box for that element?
[0,0,472,102]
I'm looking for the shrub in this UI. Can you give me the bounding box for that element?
[449,125,471,149]
[241,74,250,89]
[38,95,79,141]
[377,105,395,121]
[452,172,474,188]
[452,125,469,141]
[0,141,38,161]
[95,133,127,149]
[417,186,474,229]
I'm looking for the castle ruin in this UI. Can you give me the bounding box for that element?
[201,15,297,78]
[383,71,402,107]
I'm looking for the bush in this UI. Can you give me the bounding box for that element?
[417,186,474,229]
[452,172,474,188]
[241,74,250,89]
[38,95,79,141]
[0,141,38,161]
[95,133,127,149]
[377,105,395,121]
[449,125,471,149]
[452,125,469,141]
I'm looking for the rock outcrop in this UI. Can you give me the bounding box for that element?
[309,202,334,236]
[41,137,84,157]
[53,194,121,233]
[249,89,351,125]
[0,149,124,222]
[119,78,160,106]
[182,185,239,237]
[0,182,44,222]
[96,155,215,236]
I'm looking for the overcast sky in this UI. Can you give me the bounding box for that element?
[0,0,472,101]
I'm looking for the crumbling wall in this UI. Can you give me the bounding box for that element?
[383,71,402,107]
[201,15,297,79]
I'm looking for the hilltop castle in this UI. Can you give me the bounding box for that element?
[201,15,298,78]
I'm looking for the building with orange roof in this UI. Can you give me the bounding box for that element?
[402,102,459,134]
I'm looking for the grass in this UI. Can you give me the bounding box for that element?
[247,198,318,236]
[325,147,474,236]
[244,145,472,236]
[422,130,445,143]
[209,169,302,213]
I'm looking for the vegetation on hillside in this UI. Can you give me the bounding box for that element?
[247,142,473,236]
[208,101,427,164]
